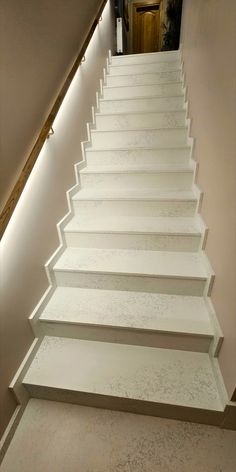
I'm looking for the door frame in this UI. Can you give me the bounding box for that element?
[132,0,163,53]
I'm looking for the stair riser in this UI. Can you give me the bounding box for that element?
[72,200,197,218]
[38,321,211,352]
[80,172,193,191]
[95,111,186,131]
[90,129,188,149]
[64,231,201,252]
[106,70,182,87]
[111,51,180,65]
[85,148,190,167]
[103,83,183,100]
[23,384,222,426]
[99,96,185,114]
[108,61,181,75]
[53,270,206,296]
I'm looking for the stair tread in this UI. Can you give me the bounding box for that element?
[103,81,182,89]
[96,109,185,116]
[91,127,187,133]
[64,216,200,235]
[80,164,192,174]
[99,94,184,102]
[40,287,213,337]
[72,188,197,201]
[53,247,207,280]
[23,336,223,411]
[85,145,191,152]
[112,51,180,60]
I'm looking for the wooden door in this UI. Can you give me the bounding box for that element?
[133,1,162,54]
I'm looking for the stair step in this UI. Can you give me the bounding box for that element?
[52,247,208,295]
[80,165,193,191]
[90,128,188,149]
[63,215,201,251]
[95,110,186,130]
[108,61,181,75]
[72,188,197,217]
[106,70,182,87]
[111,51,180,65]
[39,287,214,352]
[23,336,223,423]
[85,147,191,167]
[99,95,185,113]
[102,83,183,100]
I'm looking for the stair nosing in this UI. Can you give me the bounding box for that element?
[53,266,207,281]
[39,318,213,339]
[106,69,182,79]
[80,168,192,175]
[103,80,183,90]
[64,228,201,236]
[95,109,186,117]
[91,126,187,134]
[109,60,181,68]
[85,145,191,152]
[111,51,180,59]
[99,93,185,102]
[73,195,197,202]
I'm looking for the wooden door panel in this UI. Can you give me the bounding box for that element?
[133,2,161,54]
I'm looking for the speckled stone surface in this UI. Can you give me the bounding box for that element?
[106,70,181,86]
[40,287,213,336]
[99,95,185,113]
[64,215,200,235]
[23,337,223,411]
[53,247,207,279]
[1,399,236,472]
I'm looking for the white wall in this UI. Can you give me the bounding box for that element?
[0,0,115,438]
[181,0,236,399]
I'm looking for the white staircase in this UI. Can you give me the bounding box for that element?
[13,50,226,426]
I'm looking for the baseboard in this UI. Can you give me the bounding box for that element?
[0,404,27,465]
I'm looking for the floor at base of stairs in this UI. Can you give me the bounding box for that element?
[1,399,236,472]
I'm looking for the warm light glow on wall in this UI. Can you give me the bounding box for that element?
[1,0,111,253]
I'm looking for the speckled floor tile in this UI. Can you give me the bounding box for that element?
[23,337,222,411]
[1,399,236,472]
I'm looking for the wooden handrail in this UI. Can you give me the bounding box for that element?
[0,0,108,239]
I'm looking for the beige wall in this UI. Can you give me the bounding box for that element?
[0,0,115,438]
[0,0,105,211]
[181,0,236,398]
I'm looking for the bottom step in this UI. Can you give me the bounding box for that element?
[1,399,235,472]
[22,337,224,425]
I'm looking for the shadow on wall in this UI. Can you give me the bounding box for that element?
[162,0,183,51]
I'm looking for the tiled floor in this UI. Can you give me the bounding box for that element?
[1,399,236,472]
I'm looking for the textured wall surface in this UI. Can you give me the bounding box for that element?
[181,0,236,398]
[0,0,115,438]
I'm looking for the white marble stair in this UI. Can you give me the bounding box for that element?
[85,147,191,167]
[38,287,214,352]
[90,128,188,149]
[106,70,182,86]
[95,110,187,130]
[99,95,185,113]
[108,61,181,76]
[63,215,202,251]
[79,165,193,191]
[22,336,224,425]
[111,51,181,65]
[52,247,209,296]
[72,188,197,217]
[102,82,183,100]
[9,49,225,434]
